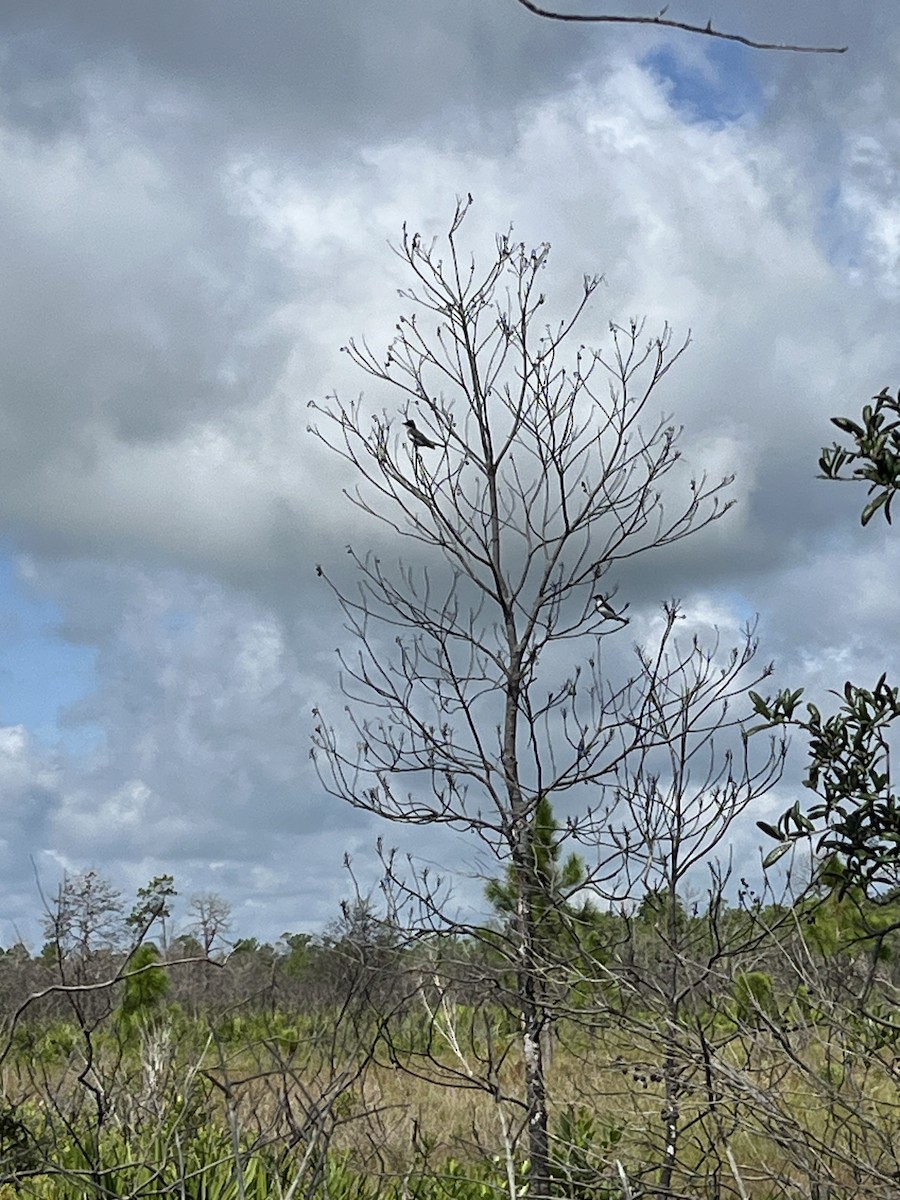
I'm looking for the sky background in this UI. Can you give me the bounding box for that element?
[1,0,897,948]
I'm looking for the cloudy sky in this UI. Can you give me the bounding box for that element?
[0,0,897,948]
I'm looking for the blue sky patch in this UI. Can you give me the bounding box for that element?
[643,41,766,127]
[0,549,98,752]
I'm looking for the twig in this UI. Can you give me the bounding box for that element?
[512,1,847,53]
[726,1146,751,1200]
[615,1159,634,1200]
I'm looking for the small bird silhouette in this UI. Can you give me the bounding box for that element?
[404,419,438,449]
[594,595,629,624]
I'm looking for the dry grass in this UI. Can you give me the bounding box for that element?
[5,1009,900,1199]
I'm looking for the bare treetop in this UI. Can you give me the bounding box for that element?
[308,198,738,833]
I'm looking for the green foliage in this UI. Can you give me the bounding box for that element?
[117,943,170,1030]
[8,1019,79,1062]
[230,937,276,966]
[210,1008,327,1053]
[751,677,900,889]
[18,1120,281,1200]
[0,1100,47,1177]
[400,1153,533,1200]
[485,795,605,961]
[843,1000,900,1053]
[127,874,177,937]
[8,1118,537,1200]
[550,1105,623,1200]
[758,388,900,894]
[796,858,900,960]
[732,971,778,1027]
[635,888,688,934]
[279,930,317,977]
[820,387,900,526]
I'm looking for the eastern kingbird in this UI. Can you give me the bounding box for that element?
[594,595,629,624]
[404,419,438,449]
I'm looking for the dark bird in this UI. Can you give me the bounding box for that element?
[404,419,438,449]
[594,595,629,624]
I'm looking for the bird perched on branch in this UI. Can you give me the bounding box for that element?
[594,595,629,624]
[404,419,438,449]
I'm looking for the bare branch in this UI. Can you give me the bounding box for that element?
[512,0,847,54]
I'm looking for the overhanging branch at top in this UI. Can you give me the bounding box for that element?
[513,0,848,54]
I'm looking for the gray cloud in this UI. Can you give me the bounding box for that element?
[0,0,597,155]
[2,0,898,944]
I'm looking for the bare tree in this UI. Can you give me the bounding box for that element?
[43,870,125,968]
[585,610,787,1197]
[308,198,772,1198]
[187,892,233,961]
[39,869,127,1122]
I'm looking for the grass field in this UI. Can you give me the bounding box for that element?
[3,997,900,1200]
